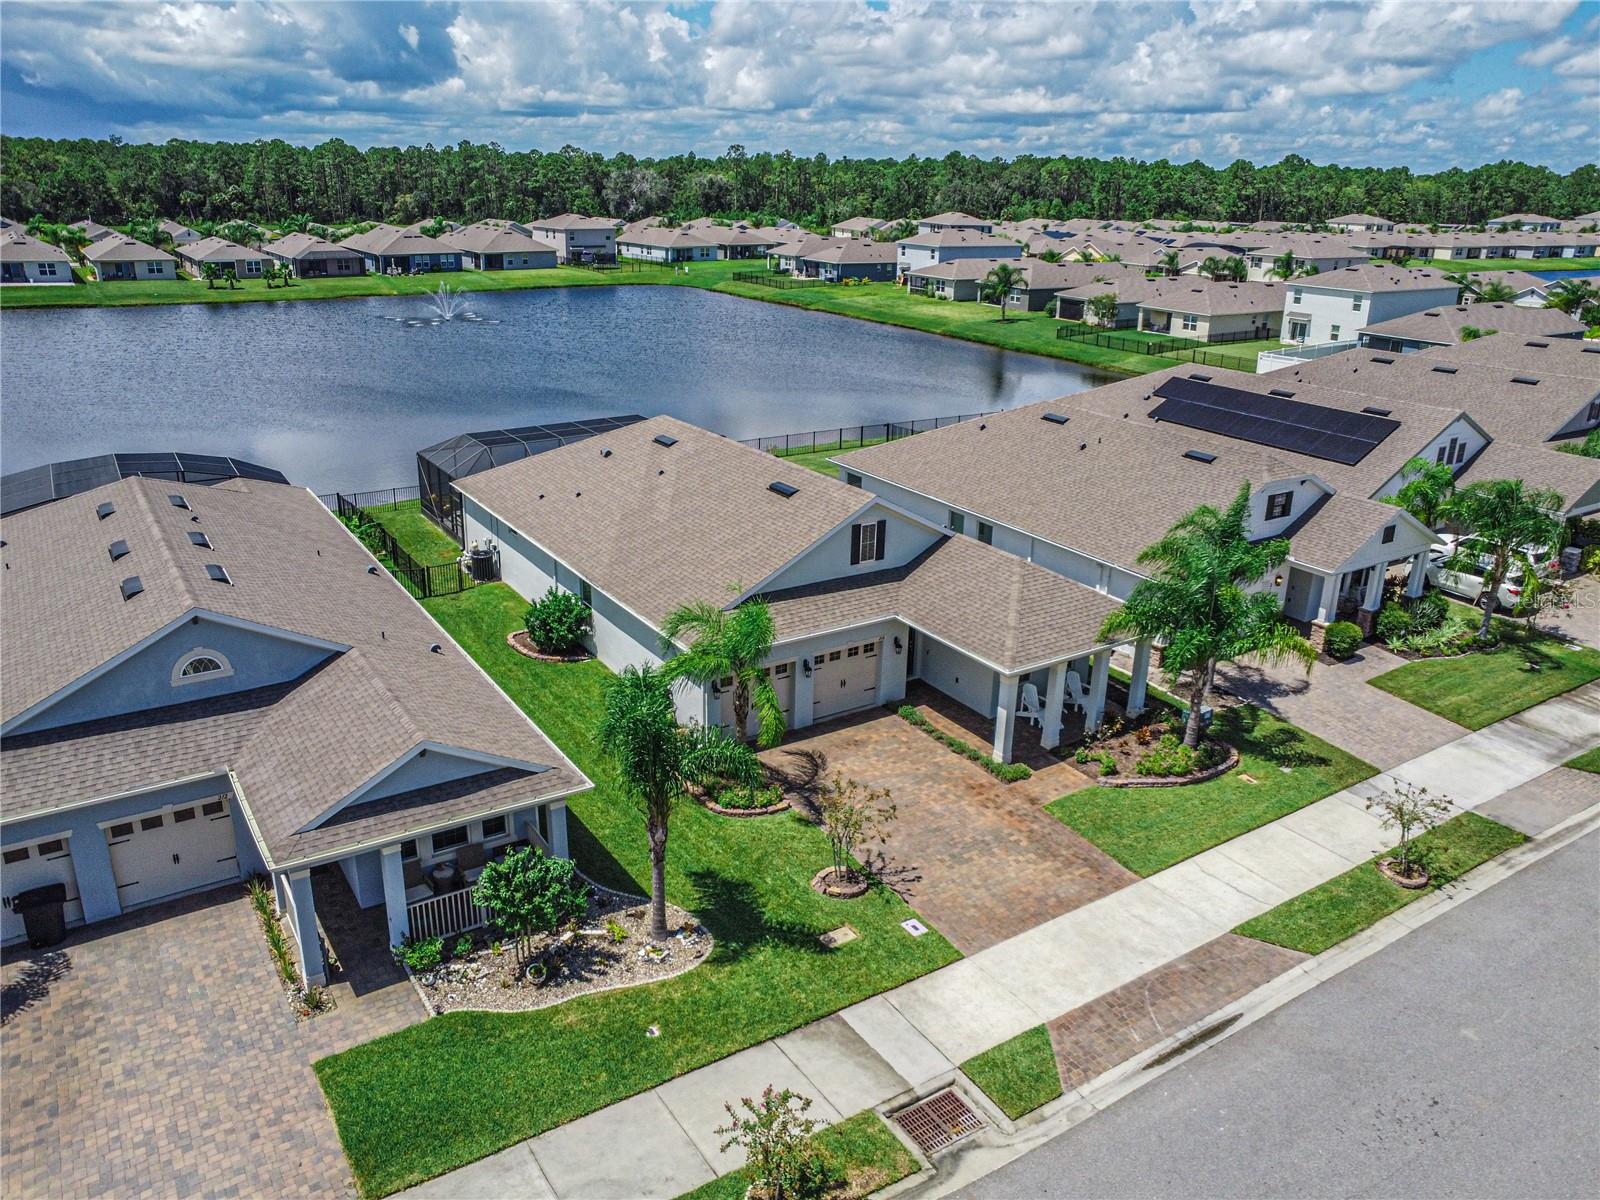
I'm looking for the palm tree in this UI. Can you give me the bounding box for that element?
[1268,250,1298,280]
[1098,482,1316,747]
[1157,249,1182,277]
[55,226,89,264]
[223,267,239,290]
[1439,479,1566,640]
[1545,279,1598,324]
[1199,255,1226,281]
[1474,280,1517,303]
[1382,457,1456,528]
[201,262,220,290]
[1222,255,1248,282]
[980,262,1026,321]
[661,597,785,746]
[1037,248,1064,263]
[598,665,759,940]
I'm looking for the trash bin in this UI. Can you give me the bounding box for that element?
[12,882,68,948]
[468,545,498,583]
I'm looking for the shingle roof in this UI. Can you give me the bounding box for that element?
[264,232,351,260]
[1285,264,1456,293]
[82,234,175,263]
[441,221,558,255]
[523,213,619,230]
[919,212,989,227]
[617,226,714,249]
[1359,304,1585,345]
[1057,276,1285,316]
[0,230,71,263]
[897,229,1018,250]
[179,236,267,263]
[1457,440,1600,515]
[799,240,896,265]
[340,223,457,256]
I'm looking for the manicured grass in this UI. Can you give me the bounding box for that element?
[1234,812,1525,955]
[1565,746,1600,773]
[767,437,891,475]
[1368,622,1600,730]
[314,583,958,1197]
[365,500,461,562]
[1046,706,1376,876]
[1406,256,1600,273]
[961,1025,1063,1120]
[676,1111,920,1200]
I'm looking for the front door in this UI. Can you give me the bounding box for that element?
[1,836,84,944]
[105,797,240,909]
[812,641,881,721]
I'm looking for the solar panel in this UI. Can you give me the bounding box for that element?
[1148,377,1400,466]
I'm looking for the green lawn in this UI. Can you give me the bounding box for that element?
[314,584,959,1197]
[1235,812,1525,954]
[1046,707,1376,876]
[365,500,461,562]
[961,1025,1063,1120]
[1406,256,1600,273]
[676,1111,920,1200]
[767,437,891,475]
[1565,746,1600,773]
[1368,622,1600,730]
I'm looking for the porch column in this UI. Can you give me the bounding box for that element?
[546,802,571,860]
[1084,649,1112,734]
[1126,638,1154,717]
[1315,571,1343,625]
[285,869,326,987]
[1360,566,1385,612]
[1406,551,1428,599]
[380,845,410,950]
[992,671,1020,763]
[1040,662,1068,751]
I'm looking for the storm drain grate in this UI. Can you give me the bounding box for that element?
[892,1088,986,1155]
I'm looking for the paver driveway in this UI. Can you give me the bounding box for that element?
[1,883,423,1200]
[760,708,1136,954]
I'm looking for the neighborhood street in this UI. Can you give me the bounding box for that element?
[959,829,1600,1200]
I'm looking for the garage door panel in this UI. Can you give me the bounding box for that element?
[106,798,241,910]
[718,663,797,738]
[1,836,84,945]
[813,641,880,721]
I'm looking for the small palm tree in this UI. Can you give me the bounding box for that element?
[1222,255,1248,282]
[1545,279,1598,324]
[201,262,220,290]
[661,597,785,747]
[1439,479,1566,640]
[981,262,1026,321]
[1268,250,1298,280]
[223,266,239,290]
[1383,456,1456,528]
[1099,482,1315,747]
[1475,280,1517,303]
[1037,248,1064,263]
[1157,249,1182,277]
[1200,255,1226,281]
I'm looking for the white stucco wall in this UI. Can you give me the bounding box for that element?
[1282,282,1459,344]
[915,635,995,716]
[759,504,939,592]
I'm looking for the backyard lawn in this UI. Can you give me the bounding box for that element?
[1367,622,1600,730]
[1406,256,1600,273]
[1234,812,1525,955]
[1046,706,1376,876]
[961,1025,1063,1121]
[365,500,462,561]
[314,583,959,1198]
[676,1112,920,1200]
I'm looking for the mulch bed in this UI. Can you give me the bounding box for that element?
[506,630,591,663]
[412,883,710,1015]
[811,868,871,899]
[1070,715,1236,786]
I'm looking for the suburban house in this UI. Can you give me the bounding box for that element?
[68,219,115,244]
[674,219,782,259]
[175,236,270,279]
[0,476,590,981]
[1357,303,1585,353]
[1422,231,1600,260]
[452,417,1137,764]
[1456,269,1558,307]
[0,229,74,284]
[905,257,1006,301]
[261,232,365,278]
[1234,234,1367,281]
[158,219,203,246]
[340,224,461,275]
[1325,213,1395,233]
[616,226,717,263]
[1279,265,1460,345]
[832,217,890,239]
[795,239,897,281]
[82,234,177,281]
[1056,276,1284,340]
[896,228,1022,273]
[441,221,558,271]
[518,214,618,264]
[1484,213,1563,232]
[769,234,836,273]
[916,211,993,234]
[1566,211,1600,229]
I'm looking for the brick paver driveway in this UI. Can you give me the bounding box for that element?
[760,709,1136,954]
[1,883,423,1199]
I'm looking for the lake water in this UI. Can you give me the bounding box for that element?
[0,286,1113,494]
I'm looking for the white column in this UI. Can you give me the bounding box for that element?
[1360,566,1384,612]
[1315,571,1342,624]
[380,845,410,950]
[792,658,816,730]
[286,869,326,987]
[992,671,1020,763]
[546,802,570,860]
[1084,649,1112,734]
[1126,638,1153,717]
[1040,662,1068,751]
[1406,552,1428,599]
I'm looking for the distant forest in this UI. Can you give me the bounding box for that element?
[3,136,1597,229]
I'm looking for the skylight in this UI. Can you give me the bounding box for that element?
[1510,376,1539,386]
[1370,355,1395,364]
[1361,406,1393,417]
[1040,412,1069,425]
[1267,388,1295,398]
[168,494,190,509]
[652,434,678,447]
[768,481,798,498]
[108,540,129,562]
[189,531,211,548]
[1183,449,1218,464]
[205,563,231,584]
[1431,365,1458,374]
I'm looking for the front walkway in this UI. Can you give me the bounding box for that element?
[404,681,1600,1200]
[760,705,1131,954]
[1,883,425,1200]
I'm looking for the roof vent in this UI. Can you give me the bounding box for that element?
[601,448,612,458]
[206,563,231,584]
[1510,375,1539,385]
[189,531,211,548]
[367,564,379,575]
[1583,346,1600,354]
[1525,340,1550,348]
[1268,388,1295,398]
[430,643,442,654]
[1370,355,1396,364]
[1040,412,1069,425]
[1361,406,1393,417]
[1188,373,1212,382]
[1183,449,1218,464]
[168,494,190,510]
[768,481,799,498]
[1431,365,1458,374]
[108,539,130,562]
[96,502,116,520]
[1422,310,1441,316]
[653,434,678,447]
[120,576,143,601]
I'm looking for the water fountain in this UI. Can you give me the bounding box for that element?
[390,281,495,327]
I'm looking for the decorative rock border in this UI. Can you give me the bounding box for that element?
[703,795,791,818]
[506,630,591,663]
[1376,857,1431,889]
[811,867,871,899]
[1094,742,1240,788]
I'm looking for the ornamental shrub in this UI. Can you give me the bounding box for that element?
[523,587,591,655]
[1322,621,1364,660]
[472,846,589,947]
[1410,589,1450,631]
[1375,603,1413,643]
[394,935,444,972]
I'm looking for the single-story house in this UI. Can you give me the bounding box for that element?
[796,239,896,281]
[673,219,782,259]
[1484,213,1563,232]
[454,416,1134,764]
[1279,265,1461,346]
[617,226,717,263]
[896,229,1022,273]
[442,221,559,270]
[1452,270,1557,307]
[340,224,461,275]
[518,214,618,264]
[906,257,1023,302]
[1424,232,1600,260]
[1325,214,1395,234]
[175,236,271,279]
[769,234,838,273]
[0,476,589,979]
[832,217,890,239]
[261,232,365,278]
[916,211,993,234]
[1232,234,1367,280]
[158,219,203,246]
[82,234,177,281]
[1565,212,1600,230]
[68,219,116,244]
[1132,278,1285,341]
[0,230,74,284]
[1357,303,1585,353]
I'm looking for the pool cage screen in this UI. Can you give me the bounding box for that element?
[417,415,645,542]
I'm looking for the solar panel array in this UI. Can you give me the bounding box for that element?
[1148,376,1400,466]
[1,451,289,517]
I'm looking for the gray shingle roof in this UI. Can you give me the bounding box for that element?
[441,221,558,255]
[0,230,71,263]
[1360,304,1585,344]
[82,234,175,263]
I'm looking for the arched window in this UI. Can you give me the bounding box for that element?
[171,649,234,686]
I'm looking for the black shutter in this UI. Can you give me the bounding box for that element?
[875,519,887,561]
[850,524,862,565]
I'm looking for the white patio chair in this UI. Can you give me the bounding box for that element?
[1018,681,1044,727]
[1065,670,1090,714]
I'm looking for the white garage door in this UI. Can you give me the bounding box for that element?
[1,835,84,945]
[812,640,881,721]
[105,797,240,909]
[717,662,796,738]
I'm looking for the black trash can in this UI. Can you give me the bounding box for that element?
[12,882,68,948]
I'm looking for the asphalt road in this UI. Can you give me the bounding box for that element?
[960,829,1600,1200]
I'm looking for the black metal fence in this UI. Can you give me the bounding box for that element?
[316,484,420,510]
[1055,323,1264,369]
[332,492,474,600]
[739,411,996,458]
[731,272,832,289]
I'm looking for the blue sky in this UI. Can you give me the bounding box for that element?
[1,1,1595,169]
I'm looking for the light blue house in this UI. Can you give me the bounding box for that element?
[0,476,588,983]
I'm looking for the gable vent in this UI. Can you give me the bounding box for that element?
[768,481,799,498]
[652,434,678,447]
[120,576,144,601]
[108,540,130,562]
[1510,375,1539,385]
[1183,449,1218,464]
[1361,406,1393,417]
[96,502,116,520]
[1040,412,1069,425]
[206,563,232,584]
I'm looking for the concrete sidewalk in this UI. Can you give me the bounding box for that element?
[405,682,1600,1200]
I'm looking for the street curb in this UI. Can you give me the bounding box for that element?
[886,801,1600,1199]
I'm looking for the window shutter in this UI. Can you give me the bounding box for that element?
[850,524,862,565]
[875,519,887,561]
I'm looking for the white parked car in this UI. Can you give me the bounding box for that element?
[1426,536,1560,610]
